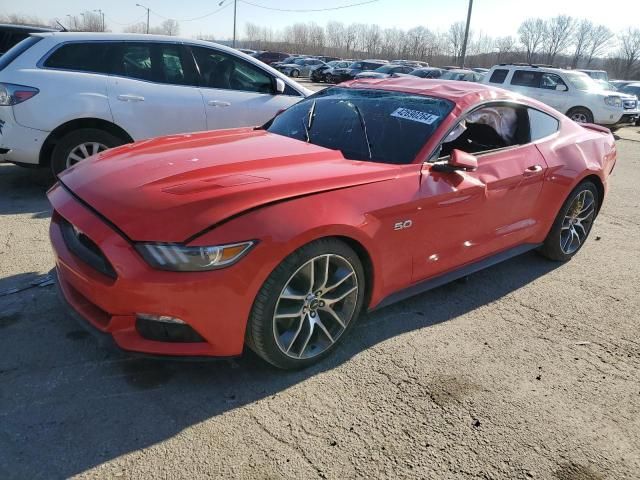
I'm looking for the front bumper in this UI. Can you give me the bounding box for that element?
[0,108,48,165]
[48,183,260,357]
[595,105,640,127]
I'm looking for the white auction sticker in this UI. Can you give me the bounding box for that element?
[390,107,439,125]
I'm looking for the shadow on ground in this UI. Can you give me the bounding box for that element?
[0,163,53,217]
[0,251,559,479]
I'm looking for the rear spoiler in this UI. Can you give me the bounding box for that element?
[580,123,612,135]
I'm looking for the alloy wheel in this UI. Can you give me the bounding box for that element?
[570,112,588,123]
[273,254,359,360]
[560,189,596,254]
[66,142,108,168]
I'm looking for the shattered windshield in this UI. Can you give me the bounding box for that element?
[267,87,454,164]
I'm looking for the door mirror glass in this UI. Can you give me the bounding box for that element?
[556,84,568,92]
[275,77,285,94]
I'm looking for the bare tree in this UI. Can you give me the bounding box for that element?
[123,22,147,34]
[542,15,575,65]
[584,25,614,66]
[619,28,640,78]
[571,19,593,68]
[159,19,179,36]
[447,21,466,62]
[518,18,546,63]
[495,36,516,63]
[0,13,49,28]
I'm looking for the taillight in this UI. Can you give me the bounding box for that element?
[0,83,39,106]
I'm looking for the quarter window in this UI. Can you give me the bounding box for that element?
[488,69,508,84]
[43,42,112,74]
[528,109,559,140]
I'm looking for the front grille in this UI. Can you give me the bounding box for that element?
[59,217,117,279]
[623,99,637,110]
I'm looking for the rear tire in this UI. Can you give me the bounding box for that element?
[51,128,125,177]
[246,238,365,370]
[538,181,599,262]
[566,107,594,124]
[290,69,300,78]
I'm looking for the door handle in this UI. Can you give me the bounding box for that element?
[208,100,231,107]
[117,94,145,102]
[523,165,543,176]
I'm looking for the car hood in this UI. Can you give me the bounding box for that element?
[57,128,400,242]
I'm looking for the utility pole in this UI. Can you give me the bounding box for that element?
[219,0,238,48]
[93,9,105,32]
[136,3,150,34]
[459,0,474,68]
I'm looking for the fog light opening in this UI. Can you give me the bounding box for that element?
[136,313,186,324]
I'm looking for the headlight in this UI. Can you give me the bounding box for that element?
[604,96,623,108]
[136,241,255,271]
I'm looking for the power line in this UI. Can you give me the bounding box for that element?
[104,13,147,27]
[148,2,232,22]
[238,0,380,13]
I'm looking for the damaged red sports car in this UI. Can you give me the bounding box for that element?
[49,78,616,369]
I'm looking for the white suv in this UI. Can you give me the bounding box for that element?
[482,64,639,129]
[0,33,311,174]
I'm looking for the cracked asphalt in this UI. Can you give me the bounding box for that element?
[1,127,639,480]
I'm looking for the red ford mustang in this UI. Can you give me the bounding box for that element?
[48,78,616,369]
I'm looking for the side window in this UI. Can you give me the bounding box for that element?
[156,44,196,86]
[540,73,567,90]
[488,69,508,84]
[511,70,541,88]
[43,42,112,74]
[528,109,559,141]
[116,43,153,81]
[190,46,274,94]
[439,105,527,158]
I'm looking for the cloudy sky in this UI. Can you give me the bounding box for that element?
[7,0,639,39]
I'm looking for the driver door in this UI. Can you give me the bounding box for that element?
[411,105,548,282]
[188,45,302,130]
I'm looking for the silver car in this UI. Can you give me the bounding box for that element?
[278,58,326,78]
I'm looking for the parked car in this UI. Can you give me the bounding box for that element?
[440,69,484,82]
[471,67,489,74]
[277,57,325,78]
[315,55,341,63]
[310,60,351,82]
[237,48,257,55]
[251,51,290,65]
[0,24,56,56]
[440,65,458,70]
[610,80,635,89]
[483,64,639,129]
[328,60,388,83]
[50,78,615,368]
[0,33,311,175]
[270,55,306,69]
[354,64,414,79]
[408,67,444,79]
[617,83,640,125]
[578,69,608,81]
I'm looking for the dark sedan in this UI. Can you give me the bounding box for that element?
[408,67,444,79]
[354,64,414,79]
[327,60,388,83]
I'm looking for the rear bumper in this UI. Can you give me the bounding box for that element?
[48,183,258,357]
[0,108,47,165]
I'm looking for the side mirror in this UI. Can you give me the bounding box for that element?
[556,84,568,92]
[274,78,286,95]
[431,149,478,173]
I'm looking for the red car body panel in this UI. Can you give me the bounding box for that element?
[48,78,616,357]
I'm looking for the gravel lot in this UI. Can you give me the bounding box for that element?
[1,126,639,480]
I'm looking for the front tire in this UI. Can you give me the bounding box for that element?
[290,69,300,78]
[567,107,594,124]
[246,238,366,369]
[51,128,125,177]
[538,181,599,261]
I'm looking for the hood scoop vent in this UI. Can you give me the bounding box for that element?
[162,174,270,195]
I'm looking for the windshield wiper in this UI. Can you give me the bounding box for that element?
[351,104,373,160]
[301,99,317,143]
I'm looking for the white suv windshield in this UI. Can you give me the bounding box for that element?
[565,72,600,91]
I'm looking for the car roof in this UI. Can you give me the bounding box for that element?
[0,23,57,33]
[446,69,474,74]
[32,32,247,49]
[341,77,555,114]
